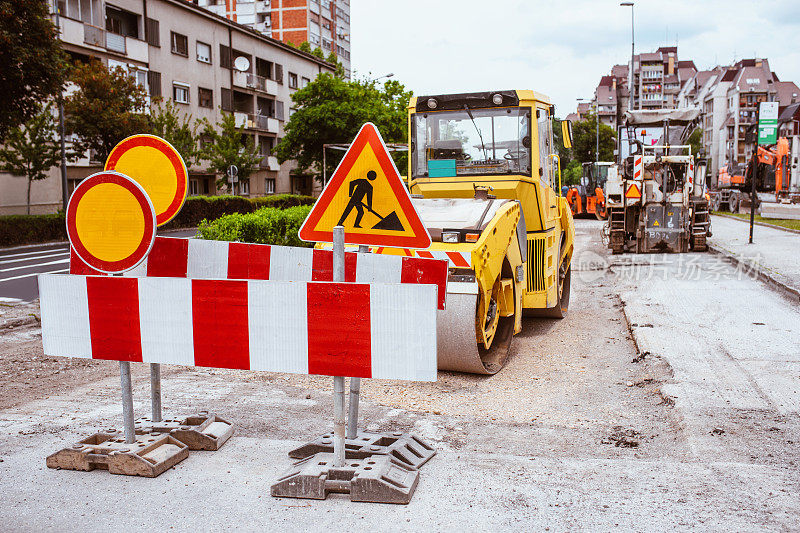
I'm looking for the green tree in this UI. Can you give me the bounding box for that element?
[0,0,68,140]
[200,112,262,192]
[0,104,74,214]
[572,112,616,164]
[562,160,582,187]
[275,74,412,181]
[687,127,703,158]
[150,98,199,165]
[65,61,150,162]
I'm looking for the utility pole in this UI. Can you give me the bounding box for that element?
[55,3,69,212]
[621,2,635,111]
[595,103,600,166]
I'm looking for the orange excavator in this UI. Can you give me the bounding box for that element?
[710,137,798,216]
[565,162,612,220]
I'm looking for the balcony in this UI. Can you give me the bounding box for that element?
[259,155,280,171]
[233,71,278,95]
[234,112,279,133]
[51,15,147,63]
[254,21,271,34]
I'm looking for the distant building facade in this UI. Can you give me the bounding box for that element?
[0,0,335,215]
[677,58,800,182]
[194,0,351,77]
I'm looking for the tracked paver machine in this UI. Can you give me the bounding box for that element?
[367,90,575,375]
[566,162,616,220]
[605,108,711,254]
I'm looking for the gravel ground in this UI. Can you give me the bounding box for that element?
[0,219,797,531]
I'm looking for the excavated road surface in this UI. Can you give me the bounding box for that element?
[0,219,797,531]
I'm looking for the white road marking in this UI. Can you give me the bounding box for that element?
[0,247,69,260]
[0,252,70,266]
[0,268,69,283]
[0,259,70,274]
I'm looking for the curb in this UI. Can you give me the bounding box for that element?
[712,213,800,235]
[707,243,800,303]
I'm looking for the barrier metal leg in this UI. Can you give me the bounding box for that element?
[332,225,346,467]
[346,377,361,440]
[346,243,370,441]
[150,363,162,423]
[119,361,135,444]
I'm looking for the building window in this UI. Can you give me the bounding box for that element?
[189,179,199,196]
[173,82,190,104]
[196,41,211,63]
[148,71,162,98]
[171,32,188,56]
[301,77,310,88]
[198,87,213,108]
[240,179,250,195]
[288,72,298,89]
[265,178,275,194]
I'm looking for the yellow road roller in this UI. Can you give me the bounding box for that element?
[373,90,575,374]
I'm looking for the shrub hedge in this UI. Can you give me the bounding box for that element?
[0,194,315,247]
[197,205,313,247]
[161,194,315,230]
[0,213,67,247]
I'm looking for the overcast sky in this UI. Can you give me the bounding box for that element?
[351,0,800,118]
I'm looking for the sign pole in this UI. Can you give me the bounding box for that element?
[749,146,758,244]
[119,361,136,444]
[150,363,162,423]
[332,225,346,467]
[346,244,370,440]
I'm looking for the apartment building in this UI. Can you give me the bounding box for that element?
[626,47,696,111]
[194,0,351,77]
[677,59,800,183]
[0,0,335,215]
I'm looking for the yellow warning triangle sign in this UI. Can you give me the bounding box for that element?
[625,183,642,199]
[299,123,431,248]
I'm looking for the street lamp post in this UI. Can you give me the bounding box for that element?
[577,98,600,165]
[368,72,394,83]
[620,2,635,111]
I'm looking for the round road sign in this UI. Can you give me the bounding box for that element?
[66,171,156,274]
[105,134,188,226]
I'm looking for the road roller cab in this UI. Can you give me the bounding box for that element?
[395,89,575,374]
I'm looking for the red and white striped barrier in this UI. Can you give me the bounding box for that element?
[317,244,472,269]
[633,155,643,180]
[70,237,449,310]
[411,250,470,268]
[39,274,437,382]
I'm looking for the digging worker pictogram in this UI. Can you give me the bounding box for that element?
[338,170,378,228]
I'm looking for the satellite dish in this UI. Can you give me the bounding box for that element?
[234,56,250,72]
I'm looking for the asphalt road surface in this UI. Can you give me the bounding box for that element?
[0,220,798,530]
[0,229,198,302]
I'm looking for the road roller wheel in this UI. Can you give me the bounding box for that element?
[475,273,515,374]
[476,277,502,350]
[595,204,607,221]
[533,242,571,318]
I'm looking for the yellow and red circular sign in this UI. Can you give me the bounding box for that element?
[105,134,188,226]
[66,171,156,273]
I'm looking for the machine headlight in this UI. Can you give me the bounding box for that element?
[442,232,459,243]
[427,98,438,109]
[492,93,503,105]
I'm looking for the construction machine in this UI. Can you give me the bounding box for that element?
[755,137,800,219]
[709,136,800,219]
[360,90,574,375]
[566,162,615,220]
[605,108,711,254]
